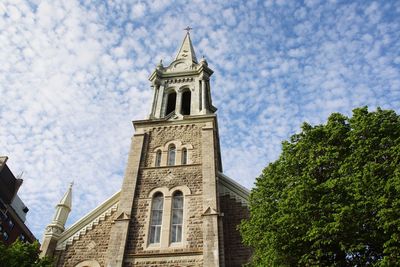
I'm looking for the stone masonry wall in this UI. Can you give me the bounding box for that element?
[54,213,114,267]
[143,124,202,167]
[125,123,204,261]
[220,195,252,267]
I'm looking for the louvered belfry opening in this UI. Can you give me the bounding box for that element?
[181,90,191,115]
[166,92,177,116]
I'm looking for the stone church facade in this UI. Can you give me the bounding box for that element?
[41,32,252,267]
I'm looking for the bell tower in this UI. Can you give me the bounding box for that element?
[43,30,252,267]
[149,31,217,120]
[105,30,224,266]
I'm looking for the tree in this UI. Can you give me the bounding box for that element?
[240,107,400,266]
[0,240,53,267]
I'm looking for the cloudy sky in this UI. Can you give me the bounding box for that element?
[1,0,399,239]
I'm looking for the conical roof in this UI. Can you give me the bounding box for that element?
[175,32,198,63]
[58,183,72,210]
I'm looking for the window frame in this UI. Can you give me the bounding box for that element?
[145,186,191,250]
[167,145,176,166]
[165,91,177,116]
[181,90,191,115]
[181,148,188,165]
[148,192,164,244]
[155,150,162,167]
[170,191,184,243]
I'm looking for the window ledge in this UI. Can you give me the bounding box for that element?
[144,163,201,170]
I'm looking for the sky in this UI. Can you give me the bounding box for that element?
[1,0,399,240]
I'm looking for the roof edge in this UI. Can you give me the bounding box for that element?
[55,190,120,249]
[218,172,250,204]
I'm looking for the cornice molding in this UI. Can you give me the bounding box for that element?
[133,114,217,129]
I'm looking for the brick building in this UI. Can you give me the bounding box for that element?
[0,156,36,246]
[41,32,252,267]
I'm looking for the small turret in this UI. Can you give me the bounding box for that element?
[40,183,73,258]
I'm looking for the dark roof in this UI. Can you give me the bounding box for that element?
[0,157,23,205]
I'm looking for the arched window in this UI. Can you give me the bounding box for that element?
[155,150,162,167]
[149,192,164,244]
[181,148,188,165]
[166,92,177,116]
[168,145,176,166]
[181,90,191,115]
[171,191,183,243]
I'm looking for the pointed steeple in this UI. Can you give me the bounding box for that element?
[175,31,198,63]
[40,183,73,257]
[58,182,73,211]
[51,183,72,227]
[148,29,216,120]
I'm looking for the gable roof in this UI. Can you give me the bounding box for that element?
[56,191,120,250]
[218,172,250,205]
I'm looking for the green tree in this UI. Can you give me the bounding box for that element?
[0,240,53,267]
[240,107,400,266]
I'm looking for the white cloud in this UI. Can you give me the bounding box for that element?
[130,2,146,19]
[1,0,399,241]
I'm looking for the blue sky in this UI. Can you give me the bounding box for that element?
[1,0,399,239]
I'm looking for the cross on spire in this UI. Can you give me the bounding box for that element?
[184,26,192,34]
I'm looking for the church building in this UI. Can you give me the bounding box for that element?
[40,31,252,267]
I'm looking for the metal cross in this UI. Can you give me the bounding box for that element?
[184,26,192,33]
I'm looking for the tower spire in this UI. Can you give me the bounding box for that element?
[148,30,216,120]
[40,183,73,258]
[175,27,198,63]
[57,182,73,211]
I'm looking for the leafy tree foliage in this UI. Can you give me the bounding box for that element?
[240,107,400,266]
[0,240,53,267]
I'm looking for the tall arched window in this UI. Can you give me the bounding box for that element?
[168,145,176,166]
[181,148,188,165]
[181,90,191,115]
[155,150,162,167]
[166,92,177,116]
[171,191,183,243]
[149,192,164,244]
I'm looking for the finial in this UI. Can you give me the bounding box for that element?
[157,59,163,69]
[69,181,74,188]
[200,55,208,66]
[184,26,192,34]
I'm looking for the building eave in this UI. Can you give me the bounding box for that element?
[218,172,250,205]
[149,64,214,82]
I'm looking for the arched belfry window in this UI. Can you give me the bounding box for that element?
[155,150,162,167]
[181,90,191,115]
[181,148,188,165]
[166,92,177,116]
[171,191,183,243]
[149,192,164,244]
[168,145,176,166]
